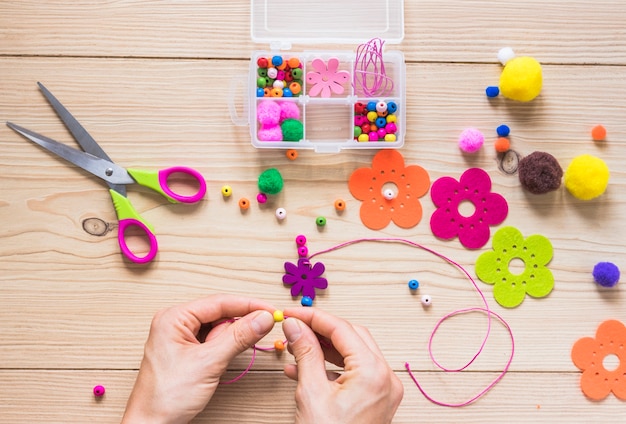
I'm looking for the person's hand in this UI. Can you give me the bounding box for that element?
[281,307,403,424]
[122,294,276,424]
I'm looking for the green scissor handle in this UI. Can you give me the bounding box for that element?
[109,189,158,263]
[127,167,207,204]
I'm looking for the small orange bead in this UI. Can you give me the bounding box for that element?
[494,137,510,153]
[238,197,250,210]
[287,57,301,68]
[334,199,346,211]
[274,340,285,351]
[286,149,298,160]
[289,82,302,95]
[591,124,606,141]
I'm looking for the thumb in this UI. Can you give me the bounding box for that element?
[282,318,328,383]
[208,310,275,363]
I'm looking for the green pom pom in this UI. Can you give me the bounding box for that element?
[258,168,284,195]
[281,118,303,142]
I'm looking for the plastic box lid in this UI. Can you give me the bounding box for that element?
[251,0,405,50]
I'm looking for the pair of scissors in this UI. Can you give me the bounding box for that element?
[7,82,207,264]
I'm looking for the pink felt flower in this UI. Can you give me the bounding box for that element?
[306,58,350,98]
[430,168,508,249]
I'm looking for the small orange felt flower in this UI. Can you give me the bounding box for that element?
[348,150,430,230]
[571,320,626,401]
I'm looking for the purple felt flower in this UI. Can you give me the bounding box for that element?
[282,258,327,299]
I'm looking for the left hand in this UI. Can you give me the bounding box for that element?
[121,294,276,424]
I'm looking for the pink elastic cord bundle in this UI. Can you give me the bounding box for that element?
[308,237,515,407]
[353,38,394,97]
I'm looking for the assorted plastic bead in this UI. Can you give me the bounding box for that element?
[408,279,419,290]
[421,294,432,306]
[354,100,399,143]
[301,296,313,307]
[93,385,105,397]
[316,216,327,226]
[221,185,232,197]
[256,55,303,98]
[273,310,285,322]
[275,207,287,220]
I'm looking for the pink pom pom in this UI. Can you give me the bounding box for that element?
[279,101,300,121]
[257,100,281,126]
[258,125,283,141]
[458,128,484,153]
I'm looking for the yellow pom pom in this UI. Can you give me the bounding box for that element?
[564,154,610,200]
[499,56,542,102]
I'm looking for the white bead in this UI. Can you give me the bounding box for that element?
[273,80,285,89]
[497,47,516,65]
[267,68,278,79]
[376,101,387,113]
[275,207,287,220]
[383,188,396,200]
[420,294,432,306]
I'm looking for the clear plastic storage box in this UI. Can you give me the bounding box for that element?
[248,0,405,153]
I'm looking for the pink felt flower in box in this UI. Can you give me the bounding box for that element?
[306,58,350,98]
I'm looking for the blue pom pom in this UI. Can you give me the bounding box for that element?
[486,86,500,98]
[592,262,620,288]
[497,124,510,137]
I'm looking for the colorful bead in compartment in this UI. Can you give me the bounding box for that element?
[256,55,304,98]
[354,100,398,142]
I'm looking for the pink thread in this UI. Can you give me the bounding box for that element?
[307,237,515,407]
[353,38,394,97]
[215,318,287,385]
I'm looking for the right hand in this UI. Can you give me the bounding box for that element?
[282,307,403,424]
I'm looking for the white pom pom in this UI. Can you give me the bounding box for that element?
[498,47,516,65]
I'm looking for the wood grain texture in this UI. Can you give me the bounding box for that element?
[1,1,625,423]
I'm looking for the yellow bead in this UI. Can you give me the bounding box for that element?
[366,111,378,122]
[273,310,284,322]
[221,185,232,197]
[386,114,397,123]
[357,134,369,142]
[384,134,397,142]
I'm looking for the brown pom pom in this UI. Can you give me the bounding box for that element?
[518,151,563,194]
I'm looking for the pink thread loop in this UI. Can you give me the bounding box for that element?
[353,38,394,97]
[215,318,287,385]
[307,237,515,407]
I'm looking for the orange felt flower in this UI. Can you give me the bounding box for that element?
[348,150,430,230]
[571,320,626,401]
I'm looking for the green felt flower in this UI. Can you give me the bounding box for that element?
[476,226,554,308]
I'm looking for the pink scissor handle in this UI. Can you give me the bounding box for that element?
[118,218,159,264]
[158,166,207,203]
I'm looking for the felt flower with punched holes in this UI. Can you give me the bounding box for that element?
[306,57,350,98]
[430,168,508,249]
[348,149,430,230]
[571,320,626,401]
[282,258,328,300]
[475,226,554,308]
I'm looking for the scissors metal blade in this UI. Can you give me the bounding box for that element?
[37,82,114,163]
[7,122,135,186]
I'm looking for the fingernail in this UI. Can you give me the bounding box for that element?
[251,310,275,336]
[282,318,302,343]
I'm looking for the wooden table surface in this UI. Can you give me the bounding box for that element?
[1,1,625,423]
